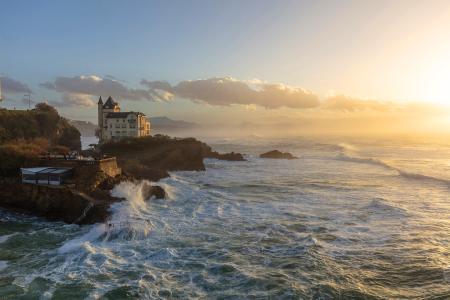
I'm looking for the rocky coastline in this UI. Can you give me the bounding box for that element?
[0,135,245,224]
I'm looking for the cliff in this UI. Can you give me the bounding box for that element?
[0,177,164,225]
[100,135,245,181]
[0,178,111,224]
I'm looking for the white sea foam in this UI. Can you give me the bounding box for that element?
[0,233,16,244]
[0,261,8,271]
[59,180,154,254]
[334,144,450,187]
[58,224,106,254]
[337,142,359,153]
[335,153,394,170]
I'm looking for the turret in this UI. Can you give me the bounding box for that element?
[98,96,103,141]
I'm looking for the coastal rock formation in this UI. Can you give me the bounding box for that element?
[142,182,166,200]
[259,150,298,159]
[0,178,113,224]
[101,135,246,181]
[0,134,247,224]
[0,177,166,225]
[206,151,246,161]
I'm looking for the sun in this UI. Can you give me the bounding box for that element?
[418,59,450,106]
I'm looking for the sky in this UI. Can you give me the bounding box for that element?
[1,0,450,136]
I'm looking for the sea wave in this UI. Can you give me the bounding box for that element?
[336,153,394,170]
[0,261,8,271]
[59,180,154,254]
[363,198,409,216]
[333,145,450,187]
[0,233,17,244]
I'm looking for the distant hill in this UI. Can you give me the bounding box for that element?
[149,116,196,130]
[69,116,196,136]
[68,120,97,136]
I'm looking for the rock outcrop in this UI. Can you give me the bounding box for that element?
[259,150,298,159]
[101,135,246,180]
[0,135,244,224]
[0,177,166,225]
[0,178,111,224]
[206,151,246,161]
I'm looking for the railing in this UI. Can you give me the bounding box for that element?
[38,156,117,165]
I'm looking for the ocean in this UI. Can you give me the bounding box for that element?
[1,136,450,299]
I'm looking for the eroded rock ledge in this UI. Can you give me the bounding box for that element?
[99,135,246,180]
[0,135,245,224]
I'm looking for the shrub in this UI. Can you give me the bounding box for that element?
[0,138,50,176]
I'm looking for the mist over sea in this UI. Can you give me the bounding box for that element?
[1,136,450,299]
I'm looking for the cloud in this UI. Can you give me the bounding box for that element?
[0,76,32,94]
[141,77,320,109]
[41,75,163,102]
[322,95,394,112]
[49,93,96,108]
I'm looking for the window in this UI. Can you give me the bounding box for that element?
[49,175,59,181]
[23,174,36,181]
[122,124,126,128]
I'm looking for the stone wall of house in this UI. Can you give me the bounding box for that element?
[98,157,121,177]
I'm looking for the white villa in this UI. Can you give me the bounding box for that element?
[97,96,151,143]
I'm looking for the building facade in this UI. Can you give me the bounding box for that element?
[98,96,151,143]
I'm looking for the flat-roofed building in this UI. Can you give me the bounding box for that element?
[21,167,73,185]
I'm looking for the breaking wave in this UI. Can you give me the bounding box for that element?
[334,144,450,187]
[363,198,409,217]
[336,153,394,170]
[59,181,154,254]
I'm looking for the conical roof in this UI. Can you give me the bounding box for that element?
[103,96,118,109]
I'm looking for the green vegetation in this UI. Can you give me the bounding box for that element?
[0,138,48,176]
[0,103,81,150]
[0,103,81,176]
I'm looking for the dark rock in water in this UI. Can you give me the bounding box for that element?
[206,151,246,161]
[260,150,298,159]
[142,183,166,200]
